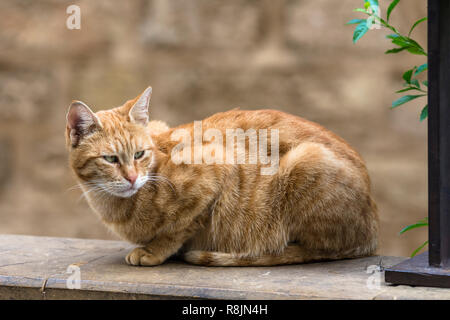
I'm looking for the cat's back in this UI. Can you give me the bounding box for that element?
[154,108,368,178]
[202,109,366,166]
[204,108,347,141]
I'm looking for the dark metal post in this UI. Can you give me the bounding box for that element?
[384,0,450,287]
[428,0,450,268]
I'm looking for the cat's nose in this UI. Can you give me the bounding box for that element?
[125,174,138,186]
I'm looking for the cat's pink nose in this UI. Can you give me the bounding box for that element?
[126,174,138,185]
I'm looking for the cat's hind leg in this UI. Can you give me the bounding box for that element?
[275,142,379,259]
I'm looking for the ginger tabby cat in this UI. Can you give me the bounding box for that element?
[66,87,379,266]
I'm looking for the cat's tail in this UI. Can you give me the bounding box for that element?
[182,244,371,267]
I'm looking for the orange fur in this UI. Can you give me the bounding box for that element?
[66,87,379,267]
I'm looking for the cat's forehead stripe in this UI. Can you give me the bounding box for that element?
[96,110,155,154]
[109,143,117,153]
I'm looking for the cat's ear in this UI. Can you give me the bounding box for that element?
[129,86,152,126]
[66,101,102,147]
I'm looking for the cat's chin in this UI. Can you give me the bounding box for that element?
[102,179,147,199]
[110,188,139,198]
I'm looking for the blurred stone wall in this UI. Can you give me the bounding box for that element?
[0,0,428,257]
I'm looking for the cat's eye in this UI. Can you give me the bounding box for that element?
[103,155,119,163]
[134,151,145,160]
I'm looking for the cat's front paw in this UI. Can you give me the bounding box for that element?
[125,247,164,266]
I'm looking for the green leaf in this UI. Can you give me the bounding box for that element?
[417,217,429,224]
[390,36,412,48]
[423,80,428,87]
[347,19,366,25]
[402,69,414,84]
[392,94,426,108]
[399,218,428,234]
[411,78,420,88]
[396,87,422,93]
[387,0,400,22]
[391,38,411,49]
[386,34,427,56]
[411,240,428,257]
[399,222,428,235]
[403,37,427,56]
[414,63,428,76]
[386,33,399,40]
[385,47,408,54]
[420,104,428,121]
[406,46,427,56]
[365,0,379,13]
[353,21,369,43]
[405,37,426,50]
[408,17,427,37]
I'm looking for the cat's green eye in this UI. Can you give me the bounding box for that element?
[134,151,145,160]
[103,155,119,163]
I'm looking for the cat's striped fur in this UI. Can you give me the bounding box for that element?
[66,87,379,266]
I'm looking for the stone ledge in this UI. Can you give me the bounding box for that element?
[0,234,449,300]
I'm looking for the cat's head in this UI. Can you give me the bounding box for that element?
[66,87,159,198]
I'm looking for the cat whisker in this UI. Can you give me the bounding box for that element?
[78,183,108,203]
[145,174,175,192]
[66,181,102,194]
